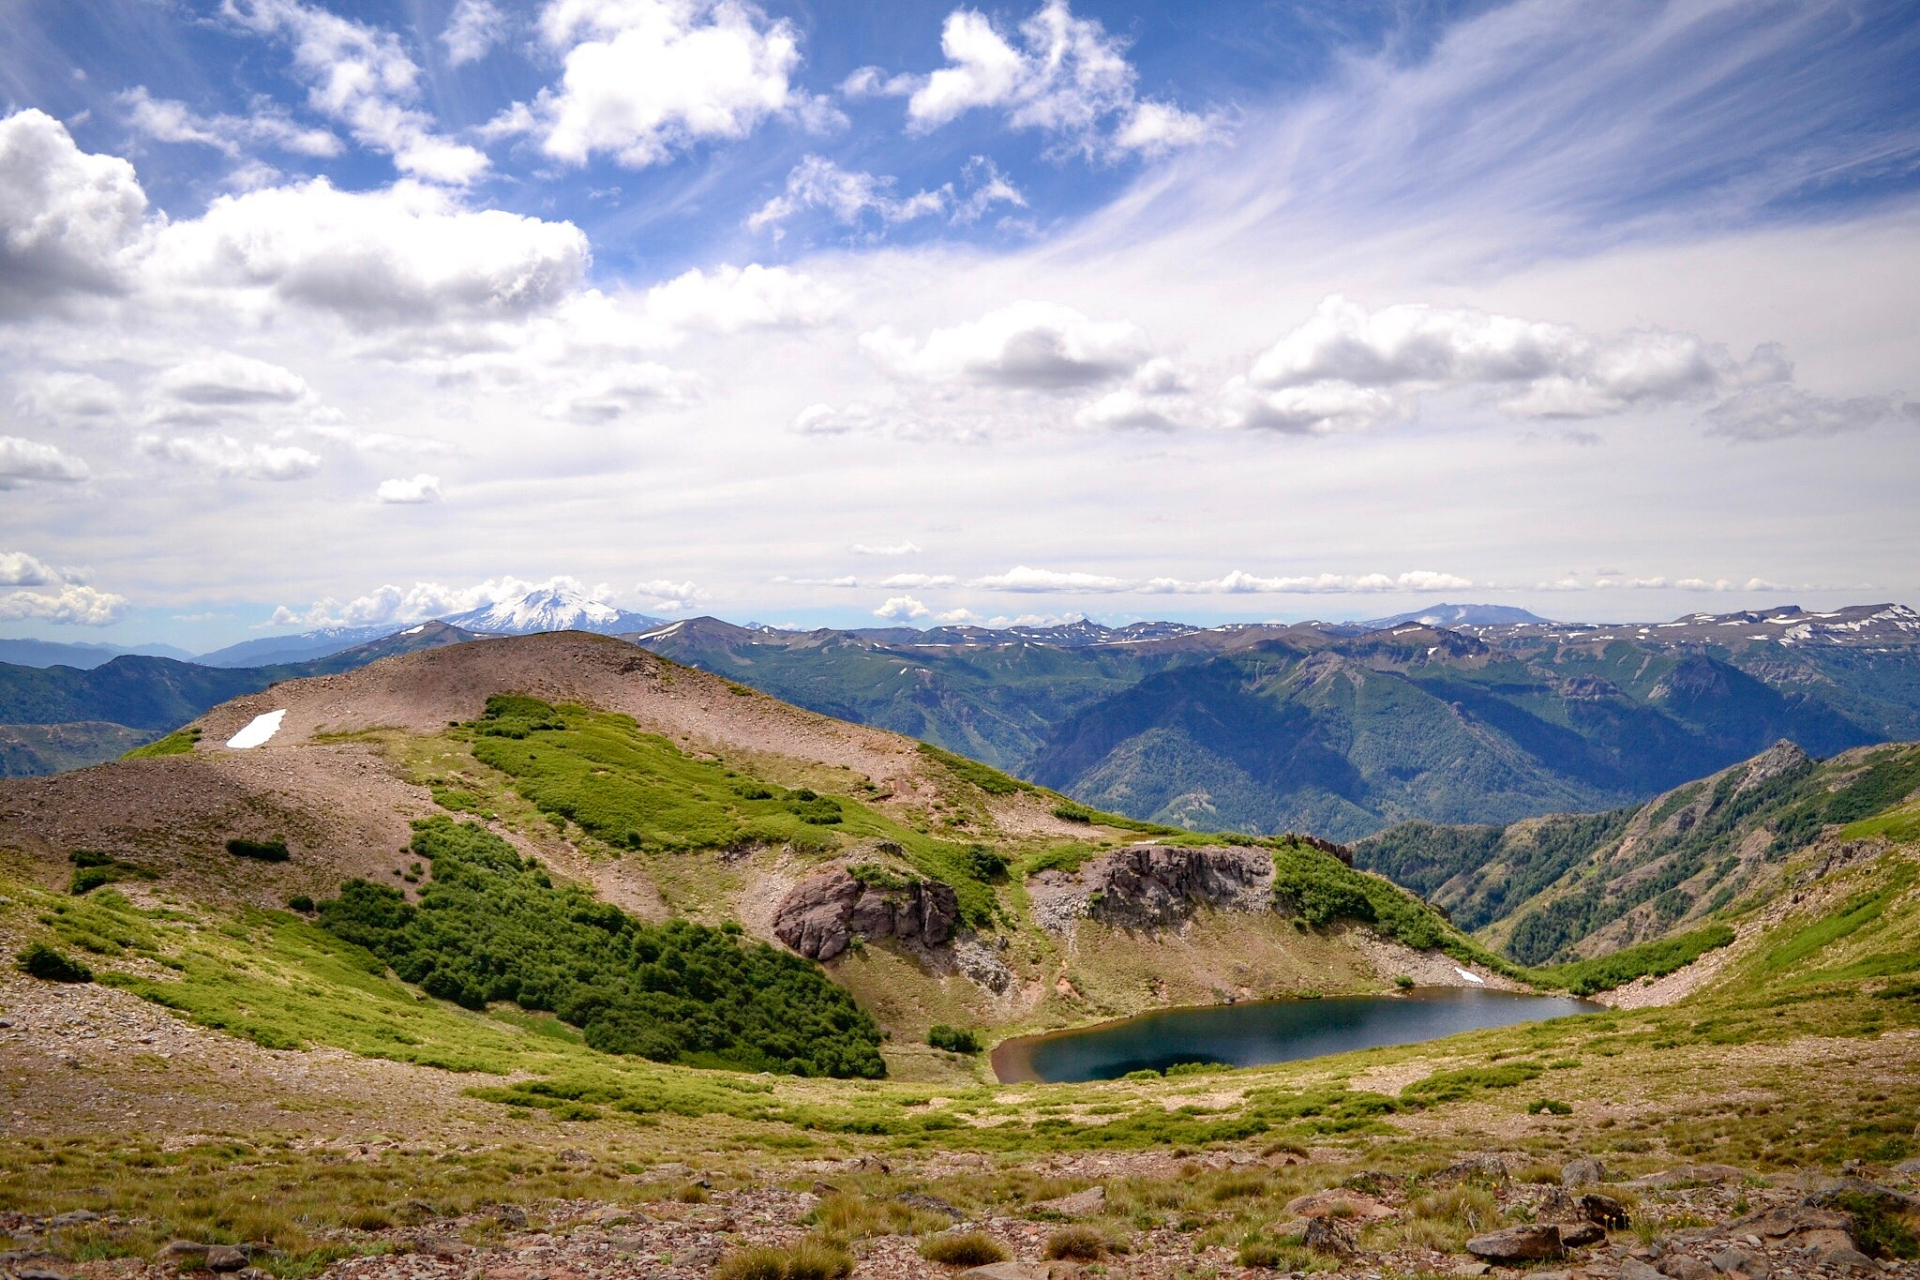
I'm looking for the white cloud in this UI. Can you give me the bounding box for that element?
[862,300,1150,390]
[223,0,489,184]
[632,578,704,611]
[137,433,322,480]
[0,436,91,487]
[1074,355,1193,429]
[0,584,126,626]
[276,574,594,629]
[899,0,1211,159]
[539,363,691,422]
[374,473,442,503]
[505,0,803,169]
[1703,384,1914,442]
[0,551,62,586]
[851,541,921,556]
[0,109,149,311]
[153,178,589,327]
[873,594,930,620]
[747,155,1023,235]
[156,354,313,405]
[1140,570,1474,594]
[642,263,841,332]
[878,573,956,588]
[1226,295,1814,434]
[791,401,883,435]
[13,372,125,421]
[970,565,1130,592]
[120,87,342,159]
[441,0,509,66]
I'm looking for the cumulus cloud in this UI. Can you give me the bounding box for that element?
[153,178,589,327]
[642,263,841,332]
[223,0,489,184]
[441,0,509,66]
[0,110,149,312]
[120,86,342,159]
[0,436,91,487]
[970,565,1130,592]
[873,594,930,620]
[747,155,1023,235]
[156,353,313,405]
[862,300,1150,390]
[0,551,64,586]
[1074,356,1192,429]
[632,578,703,611]
[1703,384,1915,442]
[0,584,126,626]
[1226,295,1811,434]
[374,473,441,503]
[137,433,322,480]
[495,0,804,169]
[897,0,1214,159]
[273,573,603,629]
[539,363,691,422]
[13,372,125,421]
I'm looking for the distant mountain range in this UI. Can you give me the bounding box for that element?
[0,637,197,669]
[630,603,1920,840]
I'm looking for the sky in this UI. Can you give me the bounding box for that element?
[2,0,1919,651]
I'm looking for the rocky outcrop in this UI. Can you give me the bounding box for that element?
[1082,845,1274,929]
[772,867,959,961]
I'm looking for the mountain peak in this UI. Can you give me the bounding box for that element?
[440,587,663,637]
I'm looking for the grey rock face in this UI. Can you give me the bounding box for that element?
[1562,1156,1609,1188]
[772,867,960,960]
[1082,845,1273,929]
[1466,1225,1564,1261]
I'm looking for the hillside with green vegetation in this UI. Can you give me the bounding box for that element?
[1357,740,1920,965]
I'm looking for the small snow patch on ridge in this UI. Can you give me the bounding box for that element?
[1454,967,1485,985]
[228,710,286,749]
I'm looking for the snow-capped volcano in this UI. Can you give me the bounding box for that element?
[440,586,663,636]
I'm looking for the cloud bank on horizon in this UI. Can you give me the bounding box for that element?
[0,0,1917,647]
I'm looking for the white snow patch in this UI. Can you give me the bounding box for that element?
[1454,967,1485,985]
[400,624,426,635]
[227,710,286,749]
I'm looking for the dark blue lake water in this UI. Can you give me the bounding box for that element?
[991,987,1601,1083]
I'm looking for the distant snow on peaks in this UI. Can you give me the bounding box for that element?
[440,585,663,636]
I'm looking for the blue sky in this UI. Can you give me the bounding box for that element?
[3,0,1919,650]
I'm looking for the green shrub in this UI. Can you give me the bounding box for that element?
[1043,1226,1106,1261]
[318,817,884,1078]
[287,895,316,913]
[1052,803,1093,823]
[1271,841,1509,971]
[19,942,93,983]
[715,1239,852,1280]
[1401,1063,1544,1106]
[1533,925,1736,995]
[1527,1099,1574,1115]
[123,726,200,759]
[919,1232,1008,1267]
[1394,974,1415,989]
[1831,1191,1920,1259]
[226,837,291,862]
[927,1024,982,1054]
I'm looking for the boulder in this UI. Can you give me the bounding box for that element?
[959,1264,1081,1280]
[1466,1225,1564,1261]
[1563,1156,1609,1188]
[897,1192,964,1219]
[1435,1155,1513,1187]
[1559,1222,1606,1248]
[1619,1260,1666,1280]
[1029,1186,1106,1217]
[1628,1165,1746,1189]
[1658,1257,1714,1280]
[1710,1246,1768,1278]
[205,1245,247,1273]
[1284,1189,1396,1221]
[45,1210,100,1228]
[1302,1217,1356,1257]
[772,868,960,960]
[159,1242,211,1266]
[1581,1193,1632,1229]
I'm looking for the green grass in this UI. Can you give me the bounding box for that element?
[1269,842,1518,975]
[319,817,885,1077]
[1532,926,1736,996]
[122,725,201,759]
[1757,860,1916,980]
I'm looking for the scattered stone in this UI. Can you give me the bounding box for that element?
[1559,1221,1606,1248]
[958,1264,1081,1280]
[205,1245,247,1272]
[556,1149,590,1165]
[1820,1246,1879,1272]
[1302,1216,1356,1257]
[1630,1165,1747,1189]
[17,1267,74,1280]
[159,1241,211,1266]
[420,1237,471,1261]
[1711,1246,1769,1278]
[810,1181,842,1197]
[1620,1259,1666,1280]
[1582,1193,1633,1229]
[896,1191,963,1219]
[1284,1188,1397,1221]
[45,1211,99,1228]
[491,1206,529,1230]
[1436,1155,1513,1187]
[1564,1157,1610,1188]
[1452,1263,1491,1277]
[1029,1186,1106,1217]
[1891,1157,1920,1177]
[1466,1225,1564,1262]
[1659,1256,1714,1280]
